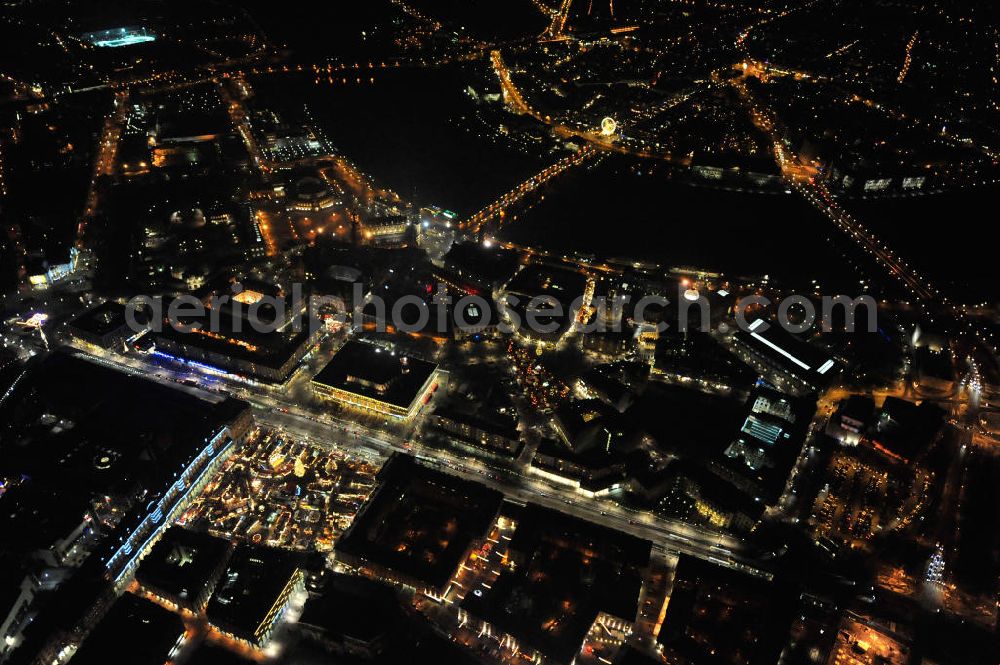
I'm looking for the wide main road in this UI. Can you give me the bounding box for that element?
[62,340,764,575]
[258,407,765,575]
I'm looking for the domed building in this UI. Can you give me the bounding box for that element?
[287,176,339,213]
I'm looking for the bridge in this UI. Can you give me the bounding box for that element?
[728,72,939,302]
[460,146,600,234]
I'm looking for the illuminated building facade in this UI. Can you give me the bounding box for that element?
[206,546,305,650]
[79,26,157,48]
[361,215,410,247]
[419,206,457,228]
[152,294,320,382]
[733,318,838,391]
[0,575,35,658]
[335,455,503,596]
[100,423,246,587]
[135,527,233,613]
[286,176,340,213]
[25,248,80,289]
[311,341,438,420]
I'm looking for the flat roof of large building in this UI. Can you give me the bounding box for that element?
[153,309,312,374]
[461,504,651,664]
[443,242,519,287]
[872,396,945,462]
[656,556,795,665]
[719,384,816,502]
[625,383,746,459]
[504,263,589,306]
[298,573,402,644]
[206,545,301,643]
[336,455,503,590]
[312,341,437,411]
[736,319,837,384]
[70,595,184,665]
[135,526,232,605]
[67,301,133,339]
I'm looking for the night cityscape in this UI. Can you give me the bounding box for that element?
[1,1,999,664]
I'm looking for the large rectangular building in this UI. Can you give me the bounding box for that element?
[733,318,838,391]
[335,455,503,595]
[69,595,184,665]
[153,315,318,383]
[311,341,438,420]
[135,526,233,613]
[460,504,651,664]
[67,301,136,352]
[206,546,304,649]
[431,407,522,458]
[656,556,794,665]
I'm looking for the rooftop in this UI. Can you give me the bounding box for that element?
[657,556,795,665]
[625,383,746,459]
[70,595,184,665]
[736,318,837,384]
[152,300,312,378]
[336,455,503,590]
[135,526,232,606]
[298,573,402,643]
[872,397,945,462]
[443,242,520,288]
[206,545,301,643]
[312,341,438,411]
[553,398,634,457]
[433,404,519,441]
[504,263,589,306]
[67,301,133,339]
[462,504,651,664]
[0,350,246,509]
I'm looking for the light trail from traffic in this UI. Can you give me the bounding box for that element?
[529,0,557,19]
[259,406,763,574]
[218,75,271,173]
[791,179,938,301]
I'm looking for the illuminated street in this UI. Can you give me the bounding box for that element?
[2,2,999,665]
